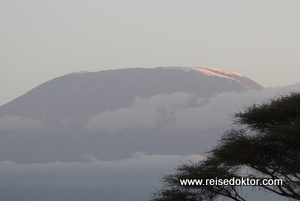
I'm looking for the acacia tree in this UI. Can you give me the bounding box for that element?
[150,92,300,201]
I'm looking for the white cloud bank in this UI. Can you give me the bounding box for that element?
[0,115,43,130]
[86,83,300,133]
[86,92,193,132]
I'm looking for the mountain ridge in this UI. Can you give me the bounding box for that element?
[0,67,262,119]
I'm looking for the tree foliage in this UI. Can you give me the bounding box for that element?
[150,92,300,201]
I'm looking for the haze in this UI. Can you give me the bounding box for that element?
[1,0,300,105]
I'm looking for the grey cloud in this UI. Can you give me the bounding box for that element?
[0,152,204,187]
[0,115,43,130]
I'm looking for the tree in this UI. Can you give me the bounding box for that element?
[150,92,300,201]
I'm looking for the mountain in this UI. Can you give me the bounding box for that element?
[0,67,262,163]
[0,67,262,119]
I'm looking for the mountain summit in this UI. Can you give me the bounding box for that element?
[0,67,262,163]
[0,67,262,118]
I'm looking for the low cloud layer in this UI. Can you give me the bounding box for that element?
[0,152,204,187]
[86,83,300,133]
[0,115,43,130]
[86,92,193,132]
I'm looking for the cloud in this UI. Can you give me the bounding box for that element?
[86,83,300,133]
[0,152,204,187]
[0,115,43,130]
[86,92,193,132]
[164,83,300,131]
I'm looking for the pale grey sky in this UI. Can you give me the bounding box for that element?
[1,0,300,106]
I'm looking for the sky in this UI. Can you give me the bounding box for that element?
[1,0,300,106]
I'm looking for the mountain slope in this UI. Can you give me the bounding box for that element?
[0,67,262,119]
[0,67,262,163]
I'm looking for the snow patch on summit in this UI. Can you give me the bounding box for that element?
[162,67,245,82]
[192,67,244,82]
[208,68,243,77]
